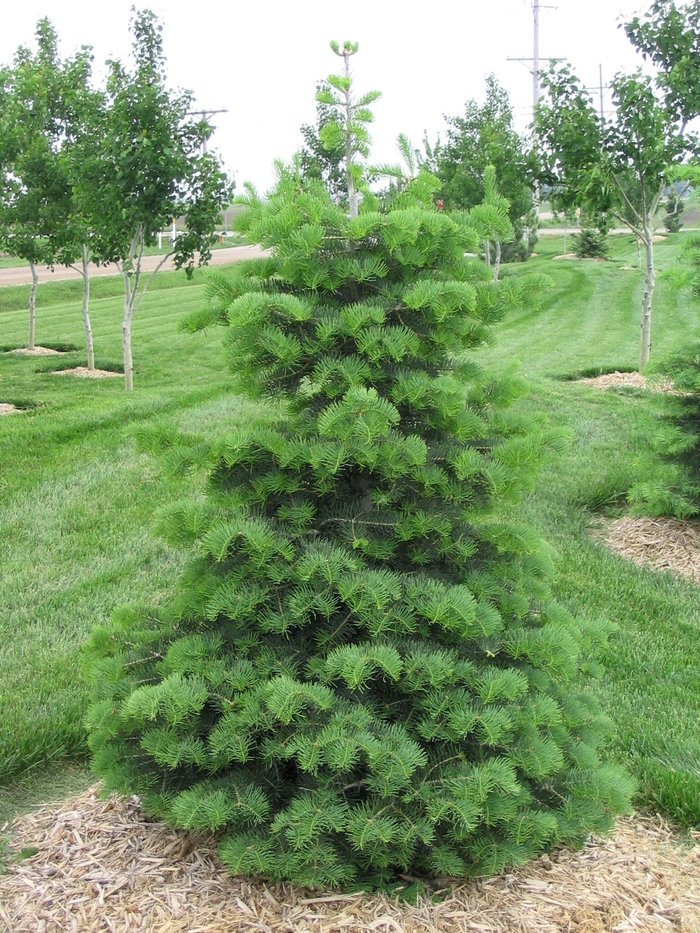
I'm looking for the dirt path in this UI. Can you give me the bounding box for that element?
[0,245,267,288]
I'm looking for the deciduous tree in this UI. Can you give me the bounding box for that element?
[0,20,92,353]
[72,9,231,390]
[537,63,690,370]
[298,81,347,203]
[435,76,537,261]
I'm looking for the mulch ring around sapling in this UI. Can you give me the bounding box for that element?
[576,371,678,392]
[597,515,700,583]
[51,366,120,378]
[10,347,63,356]
[1,785,699,932]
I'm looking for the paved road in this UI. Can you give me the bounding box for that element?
[1,230,685,287]
[0,244,268,288]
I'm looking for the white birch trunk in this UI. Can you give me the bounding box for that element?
[120,224,146,390]
[484,240,491,267]
[122,276,135,391]
[81,244,95,371]
[639,228,655,371]
[28,260,39,350]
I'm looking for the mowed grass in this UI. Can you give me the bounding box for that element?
[0,267,260,819]
[491,232,700,826]
[1,234,700,829]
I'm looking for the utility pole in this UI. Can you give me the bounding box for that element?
[508,0,563,119]
[533,0,540,115]
[508,0,564,217]
[185,107,228,153]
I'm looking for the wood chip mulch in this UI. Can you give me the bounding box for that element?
[51,367,120,378]
[577,372,677,393]
[1,786,699,932]
[0,404,19,415]
[601,515,700,583]
[551,254,608,261]
[10,347,61,356]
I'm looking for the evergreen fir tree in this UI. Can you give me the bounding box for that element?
[85,50,632,889]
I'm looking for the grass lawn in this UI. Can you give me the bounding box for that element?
[1,234,699,831]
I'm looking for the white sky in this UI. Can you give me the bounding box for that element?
[0,0,648,193]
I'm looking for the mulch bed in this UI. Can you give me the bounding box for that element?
[580,372,700,582]
[551,254,608,261]
[10,347,62,356]
[601,515,700,583]
[1,786,699,932]
[577,371,677,393]
[52,367,120,379]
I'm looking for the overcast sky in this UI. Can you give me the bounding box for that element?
[0,0,648,192]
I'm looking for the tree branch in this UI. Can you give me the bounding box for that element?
[133,249,174,317]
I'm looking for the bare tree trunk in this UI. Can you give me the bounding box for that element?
[28,260,39,350]
[81,243,95,371]
[122,276,135,391]
[484,240,491,267]
[120,223,146,390]
[639,229,655,371]
[493,239,502,282]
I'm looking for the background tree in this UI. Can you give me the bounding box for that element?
[537,63,690,371]
[464,165,514,281]
[435,75,537,261]
[372,133,442,211]
[71,9,231,390]
[57,64,107,372]
[298,81,347,202]
[663,190,685,232]
[625,0,700,128]
[0,20,92,353]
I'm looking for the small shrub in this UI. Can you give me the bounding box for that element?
[572,229,608,259]
[663,193,684,234]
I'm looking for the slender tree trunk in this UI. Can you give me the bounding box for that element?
[28,260,39,350]
[639,228,655,371]
[121,263,135,391]
[336,46,359,218]
[120,224,145,390]
[122,280,134,391]
[81,243,95,371]
[493,239,501,282]
[484,240,491,267]
[345,92,358,218]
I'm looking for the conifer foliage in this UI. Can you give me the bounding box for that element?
[86,173,631,887]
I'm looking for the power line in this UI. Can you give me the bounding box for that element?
[185,108,228,153]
